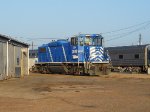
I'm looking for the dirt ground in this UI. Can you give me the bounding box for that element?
[0,73,150,112]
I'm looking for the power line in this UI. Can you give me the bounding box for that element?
[105,22,150,42]
[101,20,150,35]
[102,24,149,38]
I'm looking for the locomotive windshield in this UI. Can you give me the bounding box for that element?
[85,36,103,46]
[71,35,103,46]
[84,36,91,45]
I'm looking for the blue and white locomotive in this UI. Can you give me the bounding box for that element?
[35,34,110,75]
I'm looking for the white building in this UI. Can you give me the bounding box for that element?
[0,34,29,80]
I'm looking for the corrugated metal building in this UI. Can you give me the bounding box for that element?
[0,34,29,80]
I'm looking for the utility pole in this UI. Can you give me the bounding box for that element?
[32,41,34,50]
[138,34,142,45]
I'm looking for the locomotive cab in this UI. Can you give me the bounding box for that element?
[71,34,109,62]
[70,34,110,75]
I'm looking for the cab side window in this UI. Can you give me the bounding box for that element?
[71,37,78,46]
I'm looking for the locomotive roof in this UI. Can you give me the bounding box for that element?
[79,34,103,37]
[40,39,69,47]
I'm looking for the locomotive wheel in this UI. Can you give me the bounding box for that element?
[88,65,96,75]
[88,64,111,76]
[102,66,111,75]
[41,67,47,74]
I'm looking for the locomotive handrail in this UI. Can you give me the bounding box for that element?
[48,47,53,62]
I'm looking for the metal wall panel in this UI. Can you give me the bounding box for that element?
[8,44,15,77]
[0,42,7,80]
[14,46,21,77]
[0,42,4,80]
[21,48,28,76]
[3,43,7,77]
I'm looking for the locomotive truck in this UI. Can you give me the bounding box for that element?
[33,34,110,75]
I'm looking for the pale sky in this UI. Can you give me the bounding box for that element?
[0,0,150,48]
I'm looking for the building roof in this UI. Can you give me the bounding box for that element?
[106,44,150,49]
[0,34,29,47]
